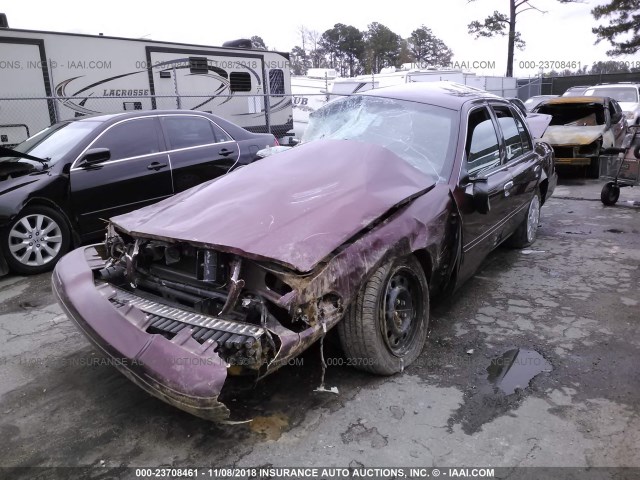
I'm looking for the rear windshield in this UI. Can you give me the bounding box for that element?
[535,103,606,126]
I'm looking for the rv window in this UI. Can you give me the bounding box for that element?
[189,57,208,74]
[162,116,217,149]
[92,118,162,161]
[230,72,252,92]
[123,102,142,111]
[269,69,285,96]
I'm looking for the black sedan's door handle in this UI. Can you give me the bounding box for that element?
[218,148,234,157]
[147,162,168,171]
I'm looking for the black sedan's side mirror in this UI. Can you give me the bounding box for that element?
[470,176,491,214]
[79,148,111,167]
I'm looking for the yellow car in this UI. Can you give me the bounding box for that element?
[533,96,627,177]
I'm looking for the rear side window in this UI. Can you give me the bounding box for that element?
[492,106,525,161]
[92,118,161,161]
[466,107,500,174]
[162,116,217,149]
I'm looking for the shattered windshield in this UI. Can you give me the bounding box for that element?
[303,95,458,180]
[535,103,606,126]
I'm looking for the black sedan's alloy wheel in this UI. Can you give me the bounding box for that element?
[3,206,71,274]
[338,255,429,375]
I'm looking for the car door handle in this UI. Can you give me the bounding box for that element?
[218,148,234,157]
[147,162,168,171]
[504,181,514,196]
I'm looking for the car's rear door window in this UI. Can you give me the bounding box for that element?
[91,118,162,161]
[466,107,500,174]
[162,116,219,150]
[492,106,526,161]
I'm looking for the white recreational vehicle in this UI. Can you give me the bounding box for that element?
[291,68,338,137]
[331,68,518,99]
[0,25,293,146]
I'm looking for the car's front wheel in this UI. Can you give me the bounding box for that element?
[2,206,71,275]
[507,191,541,248]
[337,255,429,375]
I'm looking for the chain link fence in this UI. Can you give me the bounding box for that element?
[516,72,640,100]
[0,93,294,147]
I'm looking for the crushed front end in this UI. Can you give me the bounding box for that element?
[52,225,351,421]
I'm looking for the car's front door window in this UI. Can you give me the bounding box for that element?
[91,118,162,161]
[466,107,500,175]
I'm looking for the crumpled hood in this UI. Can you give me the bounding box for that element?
[0,160,37,182]
[112,139,435,272]
[525,113,552,139]
[0,162,46,197]
[541,125,607,146]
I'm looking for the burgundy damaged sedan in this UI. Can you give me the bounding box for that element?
[53,82,556,421]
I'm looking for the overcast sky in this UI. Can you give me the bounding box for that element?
[3,0,639,77]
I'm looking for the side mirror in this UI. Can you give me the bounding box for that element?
[79,148,110,166]
[470,176,491,214]
[611,113,622,124]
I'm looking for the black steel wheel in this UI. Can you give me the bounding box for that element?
[338,255,429,375]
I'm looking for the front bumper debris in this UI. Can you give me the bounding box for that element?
[52,246,234,421]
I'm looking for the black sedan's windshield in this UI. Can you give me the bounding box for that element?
[4,121,102,165]
[303,95,458,180]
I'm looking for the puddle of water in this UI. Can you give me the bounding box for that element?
[249,413,289,440]
[487,349,552,395]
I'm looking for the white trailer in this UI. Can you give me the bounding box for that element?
[0,27,293,146]
[291,68,338,138]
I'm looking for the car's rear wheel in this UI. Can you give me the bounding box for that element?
[2,206,71,275]
[507,191,541,248]
[337,255,429,375]
[601,182,620,206]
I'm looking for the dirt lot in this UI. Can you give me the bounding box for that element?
[0,177,639,478]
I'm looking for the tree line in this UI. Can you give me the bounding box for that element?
[250,0,639,78]
[293,23,455,76]
[252,23,454,77]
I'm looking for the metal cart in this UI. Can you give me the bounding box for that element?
[600,125,640,206]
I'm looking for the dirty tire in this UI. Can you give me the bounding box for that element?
[506,191,541,248]
[2,205,71,275]
[587,156,600,179]
[337,255,429,375]
[601,182,620,206]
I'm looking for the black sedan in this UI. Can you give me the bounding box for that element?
[0,111,276,275]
